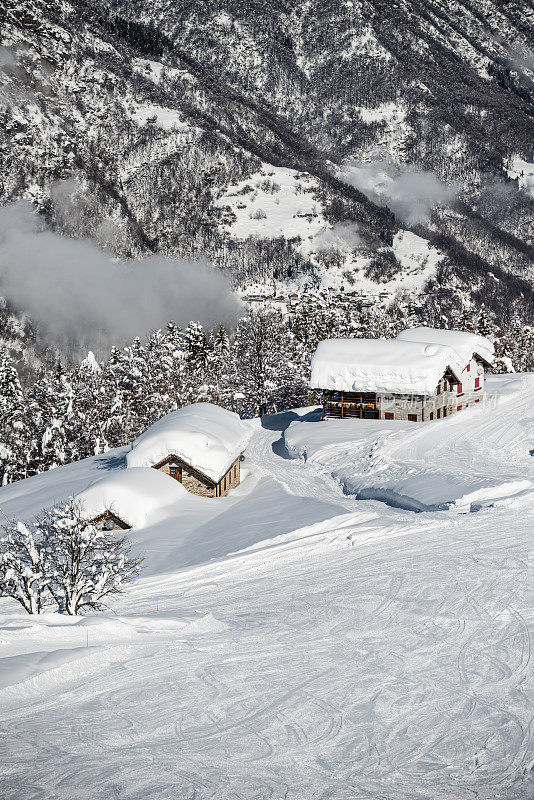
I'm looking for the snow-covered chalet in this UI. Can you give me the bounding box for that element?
[310,327,494,422]
[76,467,187,530]
[126,403,252,497]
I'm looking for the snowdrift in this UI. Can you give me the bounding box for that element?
[76,467,188,528]
[396,326,494,365]
[126,403,253,482]
[286,374,534,511]
[310,337,465,395]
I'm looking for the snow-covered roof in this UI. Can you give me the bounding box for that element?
[310,338,465,395]
[126,403,252,483]
[396,327,494,365]
[76,467,187,529]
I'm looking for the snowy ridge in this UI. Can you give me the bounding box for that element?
[126,403,254,482]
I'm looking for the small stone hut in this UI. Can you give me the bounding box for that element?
[76,466,187,530]
[310,327,493,422]
[126,403,252,498]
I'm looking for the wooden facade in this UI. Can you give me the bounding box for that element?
[322,391,379,419]
[321,359,486,422]
[90,511,131,531]
[153,453,242,498]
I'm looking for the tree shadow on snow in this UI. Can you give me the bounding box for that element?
[261,407,321,432]
[95,452,127,471]
[264,408,322,459]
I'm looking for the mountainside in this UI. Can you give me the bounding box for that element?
[1,0,533,333]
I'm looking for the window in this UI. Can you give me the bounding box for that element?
[474,377,480,389]
[437,408,441,419]
[437,383,441,395]
[457,383,463,394]
[429,411,434,420]
[443,408,447,417]
[408,414,418,422]
[384,412,394,420]
[466,363,470,372]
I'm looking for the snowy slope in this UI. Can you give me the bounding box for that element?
[286,374,534,511]
[0,375,532,799]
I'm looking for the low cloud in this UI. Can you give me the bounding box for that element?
[313,221,363,252]
[0,46,16,72]
[0,201,241,357]
[340,160,457,226]
[504,40,534,75]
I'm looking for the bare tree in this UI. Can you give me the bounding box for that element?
[38,499,142,615]
[0,500,142,615]
[0,520,52,614]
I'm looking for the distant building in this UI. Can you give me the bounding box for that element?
[126,403,252,497]
[310,327,493,422]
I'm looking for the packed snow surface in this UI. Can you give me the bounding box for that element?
[76,467,189,528]
[310,337,464,395]
[0,375,532,799]
[396,326,494,365]
[126,402,254,482]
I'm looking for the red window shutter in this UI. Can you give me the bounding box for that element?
[475,377,480,388]
[467,364,470,372]
[457,383,462,394]
[457,405,462,411]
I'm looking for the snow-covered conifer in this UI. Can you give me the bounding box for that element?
[476,305,494,338]
[0,351,23,418]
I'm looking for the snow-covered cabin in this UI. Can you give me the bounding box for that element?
[126,403,252,497]
[76,467,187,530]
[310,327,493,422]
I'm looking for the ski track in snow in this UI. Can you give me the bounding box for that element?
[0,376,533,799]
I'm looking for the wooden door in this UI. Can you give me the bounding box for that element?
[169,466,183,482]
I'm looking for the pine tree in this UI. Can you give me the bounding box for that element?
[184,321,209,368]
[457,307,475,332]
[0,351,23,419]
[476,305,494,338]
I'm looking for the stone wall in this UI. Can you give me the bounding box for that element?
[216,456,241,497]
[377,382,484,422]
[157,457,217,497]
[155,454,243,497]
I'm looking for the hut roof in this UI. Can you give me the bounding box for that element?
[126,403,253,483]
[310,338,465,396]
[76,467,187,529]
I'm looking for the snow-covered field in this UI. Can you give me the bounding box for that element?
[0,375,533,799]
